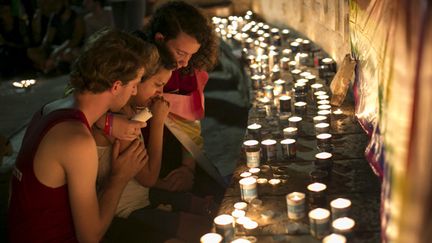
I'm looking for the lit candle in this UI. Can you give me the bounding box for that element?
[286,192,306,220]
[306,74,316,83]
[311,83,324,93]
[236,216,250,225]
[261,210,274,220]
[273,79,285,96]
[333,108,344,120]
[314,152,333,176]
[247,123,261,140]
[294,101,307,116]
[250,198,263,208]
[256,178,268,184]
[243,220,258,230]
[200,233,223,243]
[248,168,260,175]
[307,182,327,208]
[290,41,300,53]
[280,57,290,71]
[231,209,246,218]
[280,138,296,159]
[288,60,297,70]
[290,68,302,80]
[330,198,352,220]
[263,85,274,100]
[239,177,258,202]
[318,109,332,117]
[316,133,332,152]
[315,122,330,134]
[231,238,252,243]
[313,115,328,124]
[250,75,263,90]
[243,139,260,168]
[268,178,281,186]
[317,94,330,101]
[214,214,235,241]
[314,90,327,97]
[317,99,330,105]
[308,208,331,239]
[279,95,291,113]
[288,116,302,128]
[283,127,298,139]
[322,233,347,243]
[234,202,248,210]
[332,217,355,235]
[261,139,277,162]
[318,104,332,111]
[240,172,252,178]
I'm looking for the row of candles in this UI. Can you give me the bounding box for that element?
[203,11,350,243]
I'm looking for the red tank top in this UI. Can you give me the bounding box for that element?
[8,108,90,243]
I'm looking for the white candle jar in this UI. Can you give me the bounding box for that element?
[243,140,261,168]
[214,214,235,242]
[286,192,306,220]
[239,177,258,202]
[308,208,331,239]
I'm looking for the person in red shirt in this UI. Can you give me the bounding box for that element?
[7,29,159,243]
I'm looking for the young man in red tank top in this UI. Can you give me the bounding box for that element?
[7,29,160,243]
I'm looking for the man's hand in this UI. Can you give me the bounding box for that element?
[110,139,147,183]
[161,166,194,192]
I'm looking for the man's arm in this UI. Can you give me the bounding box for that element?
[63,124,146,242]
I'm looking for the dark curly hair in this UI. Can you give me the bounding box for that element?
[70,29,160,93]
[144,1,218,73]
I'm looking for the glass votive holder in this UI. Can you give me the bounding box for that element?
[316,133,333,152]
[294,101,307,116]
[330,198,352,220]
[231,209,246,218]
[243,140,261,168]
[332,217,355,237]
[256,178,268,185]
[306,74,316,84]
[263,85,274,100]
[248,167,260,174]
[288,116,302,129]
[317,110,331,120]
[315,122,330,134]
[247,123,262,140]
[282,47,292,58]
[261,139,277,162]
[268,178,281,186]
[314,152,333,175]
[318,104,332,111]
[214,214,235,242]
[314,90,327,97]
[280,57,290,71]
[309,169,329,184]
[286,192,306,220]
[280,138,296,159]
[317,94,330,101]
[307,182,327,209]
[322,57,337,73]
[291,68,302,80]
[288,60,297,70]
[308,208,331,239]
[301,39,311,52]
[322,233,347,243]
[239,177,258,202]
[313,115,329,125]
[242,220,258,234]
[311,83,324,94]
[317,99,330,105]
[251,75,263,90]
[298,53,311,66]
[234,202,248,211]
[290,41,300,53]
[332,108,344,120]
[240,172,252,178]
[273,79,285,96]
[279,95,292,113]
[200,232,223,243]
[283,126,298,139]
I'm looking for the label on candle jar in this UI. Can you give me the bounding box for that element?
[240,177,258,202]
[246,151,260,168]
[286,192,305,220]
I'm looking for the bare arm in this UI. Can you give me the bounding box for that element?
[64,125,146,242]
[134,96,170,187]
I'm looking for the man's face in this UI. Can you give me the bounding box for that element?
[111,68,144,112]
[133,68,172,107]
[165,32,201,69]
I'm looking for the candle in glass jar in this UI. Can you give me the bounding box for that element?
[261,139,277,162]
[290,41,300,53]
[263,85,274,100]
[247,123,261,140]
[307,182,327,208]
[332,217,355,235]
[314,152,333,175]
[288,116,302,128]
[280,138,296,159]
[200,233,223,243]
[318,109,332,117]
[268,178,281,186]
[214,214,235,241]
[294,101,307,116]
[286,192,305,220]
[308,208,331,239]
[316,133,332,152]
[317,99,330,105]
[273,79,285,96]
[330,198,352,220]
[243,139,260,168]
[240,172,252,178]
[318,104,332,111]
[313,115,328,124]
[317,94,330,101]
[231,209,246,218]
[234,202,248,210]
[239,177,258,202]
[315,122,330,134]
[283,126,298,139]
[249,167,260,174]
[279,95,291,113]
[322,233,347,243]
[280,57,290,71]
[243,220,258,230]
